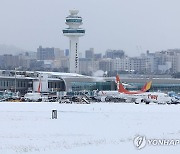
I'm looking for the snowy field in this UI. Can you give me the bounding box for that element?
[0,102,180,154]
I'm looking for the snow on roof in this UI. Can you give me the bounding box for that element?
[0,75,35,80]
[36,71,86,78]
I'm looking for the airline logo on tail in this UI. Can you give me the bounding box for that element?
[115,75,152,94]
[141,80,152,92]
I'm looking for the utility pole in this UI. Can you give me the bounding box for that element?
[15,68,17,93]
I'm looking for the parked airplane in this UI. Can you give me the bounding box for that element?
[96,75,172,104]
[95,75,152,102]
[23,77,47,102]
[97,75,152,96]
[126,92,171,104]
[116,75,171,104]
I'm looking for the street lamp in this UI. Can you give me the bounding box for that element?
[15,68,17,93]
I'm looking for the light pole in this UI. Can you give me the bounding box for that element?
[15,68,17,93]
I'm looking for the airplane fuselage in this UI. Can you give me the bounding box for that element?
[122,92,171,104]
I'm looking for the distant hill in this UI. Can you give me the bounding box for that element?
[0,44,27,55]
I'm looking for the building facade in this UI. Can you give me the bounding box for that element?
[0,70,180,95]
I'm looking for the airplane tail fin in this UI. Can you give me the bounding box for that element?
[116,74,152,94]
[115,75,120,91]
[141,80,152,92]
[115,74,120,84]
[116,75,129,93]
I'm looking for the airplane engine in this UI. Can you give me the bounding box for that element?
[135,98,143,104]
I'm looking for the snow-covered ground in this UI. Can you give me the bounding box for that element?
[0,102,180,154]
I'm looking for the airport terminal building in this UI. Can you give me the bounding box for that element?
[0,70,180,95]
[0,70,116,95]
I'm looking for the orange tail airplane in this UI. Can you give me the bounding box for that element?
[115,75,152,94]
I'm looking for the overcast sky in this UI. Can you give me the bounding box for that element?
[0,0,180,56]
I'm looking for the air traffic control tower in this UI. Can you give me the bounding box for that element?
[63,9,85,73]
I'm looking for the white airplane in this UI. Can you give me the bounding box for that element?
[126,92,171,104]
[23,78,47,102]
[95,75,152,102]
[96,75,172,104]
[96,90,171,104]
[116,75,171,104]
